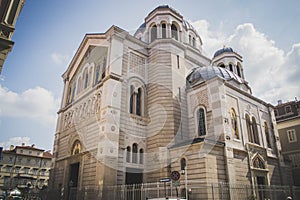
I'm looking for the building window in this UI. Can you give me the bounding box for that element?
[246,114,260,145]
[24,168,29,174]
[219,63,225,68]
[6,166,12,173]
[229,64,233,72]
[29,150,32,155]
[180,158,186,171]
[189,35,191,44]
[27,158,31,164]
[18,157,22,164]
[132,143,138,163]
[171,24,178,40]
[139,149,144,164]
[151,25,157,42]
[192,37,196,47]
[33,168,38,175]
[84,69,89,89]
[162,23,166,38]
[285,106,292,113]
[9,157,13,162]
[126,146,131,162]
[252,117,260,145]
[177,55,180,69]
[15,167,20,173]
[287,129,297,143]
[129,85,143,116]
[197,108,206,136]
[237,65,241,77]
[20,150,23,153]
[264,122,271,148]
[230,108,239,139]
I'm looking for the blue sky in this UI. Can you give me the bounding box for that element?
[0,0,300,151]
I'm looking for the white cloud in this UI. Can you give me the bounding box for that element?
[51,52,70,65]
[0,137,31,150]
[0,85,60,126]
[192,20,300,104]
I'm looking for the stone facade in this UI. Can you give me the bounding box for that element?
[50,5,291,200]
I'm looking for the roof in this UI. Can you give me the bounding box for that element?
[213,47,234,58]
[186,66,246,85]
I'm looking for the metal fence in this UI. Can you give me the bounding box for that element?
[46,181,300,200]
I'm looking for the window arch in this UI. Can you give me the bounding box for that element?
[151,25,157,42]
[171,24,178,40]
[126,146,131,162]
[264,122,271,148]
[180,158,186,171]
[230,108,239,139]
[197,107,206,136]
[71,141,81,155]
[132,143,138,163]
[161,23,166,38]
[139,149,144,164]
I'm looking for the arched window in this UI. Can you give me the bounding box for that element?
[230,109,239,139]
[136,88,142,116]
[129,85,143,116]
[101,56,106,79]
[130,85,134,114]
[132,143,138,163]
[180,158,186,171]
[171,24,178,40]
[126,146,131,162]
[72,141,81,156]
[192,37,196,47]
[151,25,157,42]
[219,64,225,68]
[252,117,259,145]
[264,122,271,148]
[139,149,144,164]
[162,23,166,38]
[189,35,191,45]
[237,65,241,77]
[246,114,253,143]
[229,64,233,72]
[94,64,100,84]
[84,69,88,89]
[197,108,206,136]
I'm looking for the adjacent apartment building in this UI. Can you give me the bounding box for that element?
[0,144,52,195]
[50,5,292,200]
[275,99,300,186]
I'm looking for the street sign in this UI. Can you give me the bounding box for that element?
[170,171,180,181]
[159,178,171,182]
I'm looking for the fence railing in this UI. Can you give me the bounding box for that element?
[46,181,300,200]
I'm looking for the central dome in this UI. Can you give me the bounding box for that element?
[187,66,245,84]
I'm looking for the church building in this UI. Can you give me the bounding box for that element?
[50,5,292,199]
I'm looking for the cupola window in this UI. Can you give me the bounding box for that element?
[162,23,166,38]
[151,25,157,42]
[171,24,178,40]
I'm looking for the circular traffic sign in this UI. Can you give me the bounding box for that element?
[170,171,180,181]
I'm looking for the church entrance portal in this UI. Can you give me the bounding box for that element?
[68,162,80,200]
[125,168,143,200]
[256,176,267,200]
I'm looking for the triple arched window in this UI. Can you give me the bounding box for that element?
[150,23,179,42]
[245,114,260,145]
[197,108,206,136]
[126,143,144,164]
[130,86,144,116]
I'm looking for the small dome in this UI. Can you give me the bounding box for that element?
[183,20,199,37]
[213,47,234,58]
[187,66,245,84]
